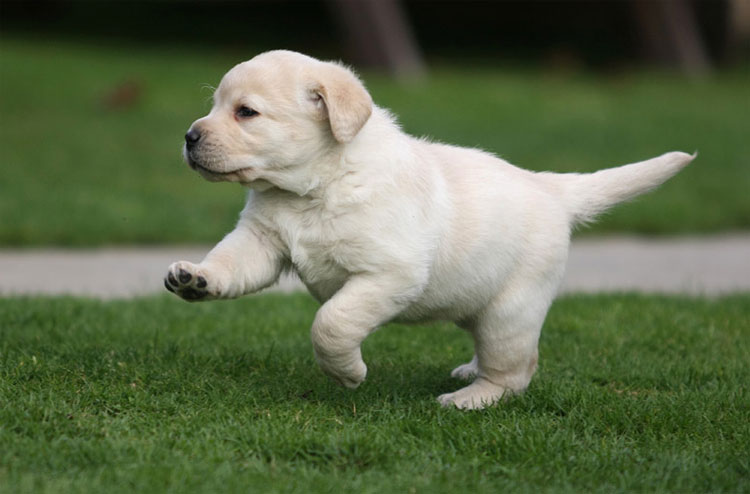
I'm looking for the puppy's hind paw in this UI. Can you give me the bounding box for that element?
[437,378,506,410]
[450,356,478,381]
[164,261,213,301]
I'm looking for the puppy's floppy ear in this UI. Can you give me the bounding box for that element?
[310,62,373,143]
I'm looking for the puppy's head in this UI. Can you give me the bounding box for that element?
[183,50,373,185]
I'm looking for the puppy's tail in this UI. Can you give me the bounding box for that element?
[556,151,695,227]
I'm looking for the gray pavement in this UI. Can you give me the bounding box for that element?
[1,234,748,299]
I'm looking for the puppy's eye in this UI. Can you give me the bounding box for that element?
[235,106,259,119]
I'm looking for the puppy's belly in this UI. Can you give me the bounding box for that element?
[294,262,349,303]
[394,282,497,324]
[295,252,511,324]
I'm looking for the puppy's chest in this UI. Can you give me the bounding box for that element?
[268,204,362,295]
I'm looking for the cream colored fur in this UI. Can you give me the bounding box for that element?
[165,50,694,409]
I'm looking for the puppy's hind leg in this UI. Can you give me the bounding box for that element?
[451,354,478,380]
[438,283,557,410]
[449,318,479,380]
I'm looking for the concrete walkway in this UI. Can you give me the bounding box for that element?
[1,234,748,299]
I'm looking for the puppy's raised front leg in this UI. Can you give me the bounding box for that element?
[165,223,283,301]
[311,274,421,388]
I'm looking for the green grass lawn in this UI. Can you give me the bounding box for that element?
[1,37,749,246]
[1,293,748,493]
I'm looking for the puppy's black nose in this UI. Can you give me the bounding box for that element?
[185,128,202,147]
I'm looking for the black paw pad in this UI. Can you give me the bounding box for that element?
[164,279,175,293]
[178,269,192,284]
[181,287,206,300]
[196,276,207,288]
[167,272,178,287]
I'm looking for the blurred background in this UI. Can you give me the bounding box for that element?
[1,0,749,246]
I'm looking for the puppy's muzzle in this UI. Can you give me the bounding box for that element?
[185,127,202,150]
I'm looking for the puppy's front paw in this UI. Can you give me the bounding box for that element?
[337,360,368,389]
[315,353,368,389]
[164,261,214,301]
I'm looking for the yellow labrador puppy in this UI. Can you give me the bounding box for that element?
[165,51,693,409]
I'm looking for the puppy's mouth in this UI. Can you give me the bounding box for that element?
[186,155,254,182]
